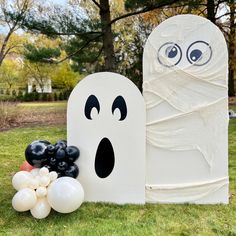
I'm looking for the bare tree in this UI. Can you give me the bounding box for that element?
[0,0,32,66]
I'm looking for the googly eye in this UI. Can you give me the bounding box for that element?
[187,41,212,66]
[157,42,182,67]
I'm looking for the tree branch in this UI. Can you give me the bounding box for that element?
[56,34,102,64]
[216,11,236,20]
[110,0,186,25]
[24,28,102,37]
[0,28,15,64]
[2,45,23,59]
[197,7,207,16]
[91,0,102,9]
[91,46,103,63]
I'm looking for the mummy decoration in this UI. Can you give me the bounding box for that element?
[143,14,229,204]
[67,72,146,204]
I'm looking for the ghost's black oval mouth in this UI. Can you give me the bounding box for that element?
[95,137,115,178]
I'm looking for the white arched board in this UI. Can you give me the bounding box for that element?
[143,14,229,204]
[67,72,146,204]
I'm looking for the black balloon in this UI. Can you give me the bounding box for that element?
[65,146,80,163]
[55,148,66,161]
[39,140,51,145]
[46,144,56,156]
[31,140,50,145]
[57,161,69,172]
[57,171,64,178]
[64,163,79,178]
[55,140,67,150]
[25,139,80,178]
[49,157,57,166]
[25,141,49,167]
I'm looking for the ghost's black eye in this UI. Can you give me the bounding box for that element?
[157,42,182,67]
[112,96,127,121]
[187,41,212,66]
[84,95,100,120]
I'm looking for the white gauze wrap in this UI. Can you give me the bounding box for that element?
[143,15,229,204]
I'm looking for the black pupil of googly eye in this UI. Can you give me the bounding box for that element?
[190,49,202,62]
[165,46,178,58]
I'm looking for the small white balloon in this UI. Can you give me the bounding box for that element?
[30,168,40,177]
[39,167,49,176]
[36,187,47,198]
[30,198,51,219]
[28,178,39,190]
[39,176,50,187]
[47,177,84,213]
[12,188,37,212]
[49,171,58,182]
[12,171,32,191]
[35,175,41,182]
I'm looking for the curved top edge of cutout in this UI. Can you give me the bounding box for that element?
[143,14,227,51]
[68,72,144,106]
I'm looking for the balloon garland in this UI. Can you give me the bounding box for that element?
[25,140,80,178]
[12,140,84,219]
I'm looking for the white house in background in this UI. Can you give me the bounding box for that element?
[28,78,52,93]
[6,52,52,94]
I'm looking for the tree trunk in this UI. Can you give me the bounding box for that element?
[99,0,116,72]
[229,69,235,96]
[0,35,11,66]
[206,0,216,24]
[228,0,235,97]
[0,28,15,67]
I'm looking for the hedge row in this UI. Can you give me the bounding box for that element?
[0,91,71,102]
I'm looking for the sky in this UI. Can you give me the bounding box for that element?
[49,0,68,5]
[0,0,70,34]
[0,1,230,35]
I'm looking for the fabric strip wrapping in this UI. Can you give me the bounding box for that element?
[145,177,229,203]
[143,15,229,203]
[145,97,228,168]
[144,62,228,169]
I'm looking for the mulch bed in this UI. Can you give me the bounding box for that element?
[0,111,66,131]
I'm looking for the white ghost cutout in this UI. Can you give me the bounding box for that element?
[67,72,146,204]
[143,15,229,204]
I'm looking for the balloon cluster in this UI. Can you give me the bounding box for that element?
[25,140,80,178]
[12,167,84,219]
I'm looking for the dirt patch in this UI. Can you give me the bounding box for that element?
[0,113,66,131]
[19,111,66,126]
[0,102,66,131]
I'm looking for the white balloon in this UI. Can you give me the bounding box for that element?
[49,171,58,182]
[30,168,40,177]
[12,188,37,212]
[39,176,50,187]
[12,171,32,191]
[28,178,39,190]
[39,167,49,177]
[47,177,84,213]
[30,198,51,219]
[36,187,47,198]
[35,175,41,182]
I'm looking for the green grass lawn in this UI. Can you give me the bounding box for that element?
[0,117,235,235]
